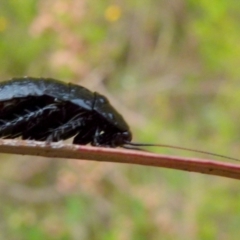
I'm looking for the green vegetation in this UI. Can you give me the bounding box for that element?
[1,0,240,239]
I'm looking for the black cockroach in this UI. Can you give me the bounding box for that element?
[0,77,132,147]
[0,77,238,162]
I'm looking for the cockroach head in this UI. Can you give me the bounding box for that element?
[114,130,132,147]
[92,130,132,148]
[106,130,132,147]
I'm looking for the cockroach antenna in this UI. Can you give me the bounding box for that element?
[123,141,240,162]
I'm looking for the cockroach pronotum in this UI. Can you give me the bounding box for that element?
[0,77,238,162]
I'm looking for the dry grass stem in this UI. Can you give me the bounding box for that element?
[0,139,239,180]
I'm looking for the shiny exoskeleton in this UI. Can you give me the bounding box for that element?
[0,77,132,147]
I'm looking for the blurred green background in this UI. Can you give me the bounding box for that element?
[1,0,240,239]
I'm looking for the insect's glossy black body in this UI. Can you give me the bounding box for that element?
[0,77,132,147]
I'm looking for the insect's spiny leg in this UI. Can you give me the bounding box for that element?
[92,127,101,146]
[46,115,86,143]
[73,121,97,145]
[0,104,60,138]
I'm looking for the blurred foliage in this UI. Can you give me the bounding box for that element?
[0,0,240,239]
